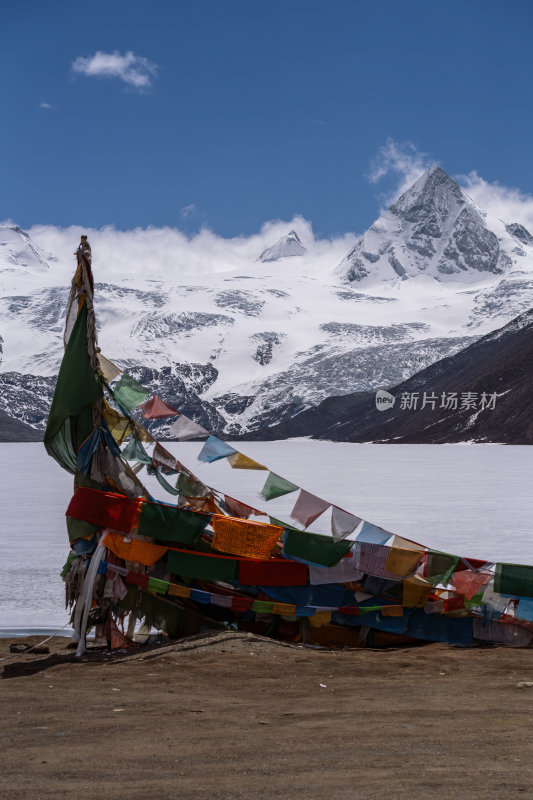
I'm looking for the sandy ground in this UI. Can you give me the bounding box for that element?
[2,631,533,800]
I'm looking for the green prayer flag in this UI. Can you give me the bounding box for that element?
[112,373,150,410]
[122,436,152,464]
[147,577,170,595]
[269,516,300,531]
[260,472,299,501]
[66,516,101,544]
[425,550,460,586]
[252,600,275,614]
[283,529,353,567]
[60,552,77,579]
[44,303,102,473]
[359,606,382,614]
[495,563,533,598]
[138,502,208,545]
[166,550,237,583]
[152,468,180,496]
[176,472,210,498]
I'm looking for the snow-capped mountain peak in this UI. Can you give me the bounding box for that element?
[337,165,519,284]
[0,225,55,272]
[257,230,307,262]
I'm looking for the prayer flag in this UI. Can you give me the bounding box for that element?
[290,490,330,528]
[356,521,392,546]
[152,443,179,474]
[122,436,152,465]
[97,353,122,382]
[260,472,299,501]
[452,569,491,600]
[112,374,150,410]
[102,531,168,567]
[331,507,362,541]
[283,529,352,567]
[168,414,209,441]
[402,575,433,608]
[495,562,533,599]
[151,468,180,496]
[44,303,102,473]
[139,395,180,419]
[176,471,210,498]
[212,516,282,559]
[385,536,425,577]
[102,403,134,445]
[224,495,266,519]
[227,451,268,470]
[138,502,209,545]
[309,559,362,586]
[166,550,238,583]
[197,435,237,463]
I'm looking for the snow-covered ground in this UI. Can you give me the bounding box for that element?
[1,441,532,633]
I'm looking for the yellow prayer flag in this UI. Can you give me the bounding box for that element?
[102,403,134,445]
[227,452,268,470]
[309,611,333,627]
[385,536,425,576]
[402,574,433,608]
[98,353,122,382]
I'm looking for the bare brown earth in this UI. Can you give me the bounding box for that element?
[2,631,533,800]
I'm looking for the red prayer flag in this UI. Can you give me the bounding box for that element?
[139,395,180,419]
[238,558,308,587]
[224,495,266,519]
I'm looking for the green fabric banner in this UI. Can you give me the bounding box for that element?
[166,550,237,583]
[260,472,299,501]
[112,374,150,410]
[495,563,533,598]
[138,502,209,545]
[44,303,102,473]
[283,529,353,567]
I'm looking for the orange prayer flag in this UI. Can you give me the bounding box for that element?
[168,583,191,599]
[381,605,404,617]
[212,516,283,559]
[102,531,168,567]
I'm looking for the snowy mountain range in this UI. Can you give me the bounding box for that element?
[1,165,532,437]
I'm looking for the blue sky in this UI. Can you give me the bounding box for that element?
[3,0,533,238]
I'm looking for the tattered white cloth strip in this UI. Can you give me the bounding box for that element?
[74,537,107,657]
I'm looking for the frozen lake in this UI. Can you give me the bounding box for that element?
[1,441,532,634]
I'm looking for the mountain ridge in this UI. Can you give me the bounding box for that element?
[1,166,533,437]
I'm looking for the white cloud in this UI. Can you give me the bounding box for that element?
[26,217,357,283]
[459,171,533,232]
[71,50,158,90]
[367,138,434,206]
[179,203,198,219]
[39,101,54,110]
